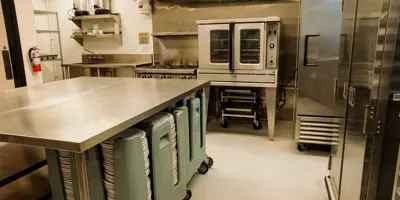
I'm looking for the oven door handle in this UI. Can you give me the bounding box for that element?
[229,23,235,72]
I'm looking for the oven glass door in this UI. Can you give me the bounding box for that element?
[234,23,265,70]
[198,24,230,70]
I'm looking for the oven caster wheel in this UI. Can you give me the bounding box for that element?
[197,162,209,174]
[221,118,228,128]
[297,143,307,152]
[203,156,214,168]
[253,120,262,130]
[184,189,192,200]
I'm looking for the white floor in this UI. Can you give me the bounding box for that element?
[189,120,329,200]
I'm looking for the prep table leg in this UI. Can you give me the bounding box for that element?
[265,87,277,140]
[67,67,71,79]
[73,152,90,200]
[97,68,101,77]
[62,67,65,80]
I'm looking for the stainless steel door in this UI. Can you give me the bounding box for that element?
[234,23,265,70]
[329,0,359,198]
[340,0,392,199]
[0,1,13,91]
[297,0,343,117]
[198,24,230,70]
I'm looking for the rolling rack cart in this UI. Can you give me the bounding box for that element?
[220,89,262,130]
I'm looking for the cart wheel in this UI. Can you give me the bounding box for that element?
[297,143,306,152]
[253,120,262,130]
[204,157,214,168]
[197,163,209,174]
[184,189,192,200]
[221,118,228,128]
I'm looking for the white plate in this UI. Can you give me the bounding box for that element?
[103,180,115,191]
[101,148,114,154]
[146,167,150,176]
[103,159,114,166]
[101,143,114,149]
[59,156,71,162]
[145,158,150,168]
[102,164,114,173]
[103,172,114,183]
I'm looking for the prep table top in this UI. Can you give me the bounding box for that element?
[61,61,152,68]
[0,77,210,152]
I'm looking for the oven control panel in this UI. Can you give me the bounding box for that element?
[266,22,281,69]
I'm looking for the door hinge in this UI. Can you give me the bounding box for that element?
[363,105,381,134]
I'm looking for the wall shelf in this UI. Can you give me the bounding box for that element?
[34,10,57,15]
[37,30,59,34]
[69,14,121,28]
[152,31,198,37]
[40,54,61,61]
[69,14,122,46]
[70,34,122,45]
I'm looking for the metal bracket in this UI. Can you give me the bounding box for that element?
[363,105,379,134]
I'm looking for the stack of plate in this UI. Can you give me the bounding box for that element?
[167,114,179,185]
[58,151,74,200]
[100,140,115,200]
[141,132,152,200]
[100,132,152,200]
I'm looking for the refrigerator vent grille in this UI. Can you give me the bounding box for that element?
[297,118,340,146]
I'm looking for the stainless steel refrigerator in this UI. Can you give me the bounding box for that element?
[325,0,400,199]
[295,0,345,150]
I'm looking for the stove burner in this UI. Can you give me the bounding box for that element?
[141,64,198,69]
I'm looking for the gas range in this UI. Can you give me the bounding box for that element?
[135,64,198,79]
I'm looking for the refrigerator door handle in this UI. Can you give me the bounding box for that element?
[229,23,235,72]
[348,86,355,107]
[304,34,320,66]
[333,78,338,96]
[343,82,349,100]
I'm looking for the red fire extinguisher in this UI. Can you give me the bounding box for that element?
[29,46,41,72]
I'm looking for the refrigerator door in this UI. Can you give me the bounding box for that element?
[198,24,230,70]
[340,0,393,199]
[296,0,343,117]
[328,0,358,197]
[234,23,265,70]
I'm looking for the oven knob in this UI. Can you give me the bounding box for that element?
[269,43,275,48]
[166,75,171,79]
[160,75,165,79]
[140,75,145,78]
[181,76,185,79]
[147,75,152,78]
[186,76,192,79]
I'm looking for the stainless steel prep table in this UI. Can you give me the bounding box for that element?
[61,62,152,78]
[0,77,210,200]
